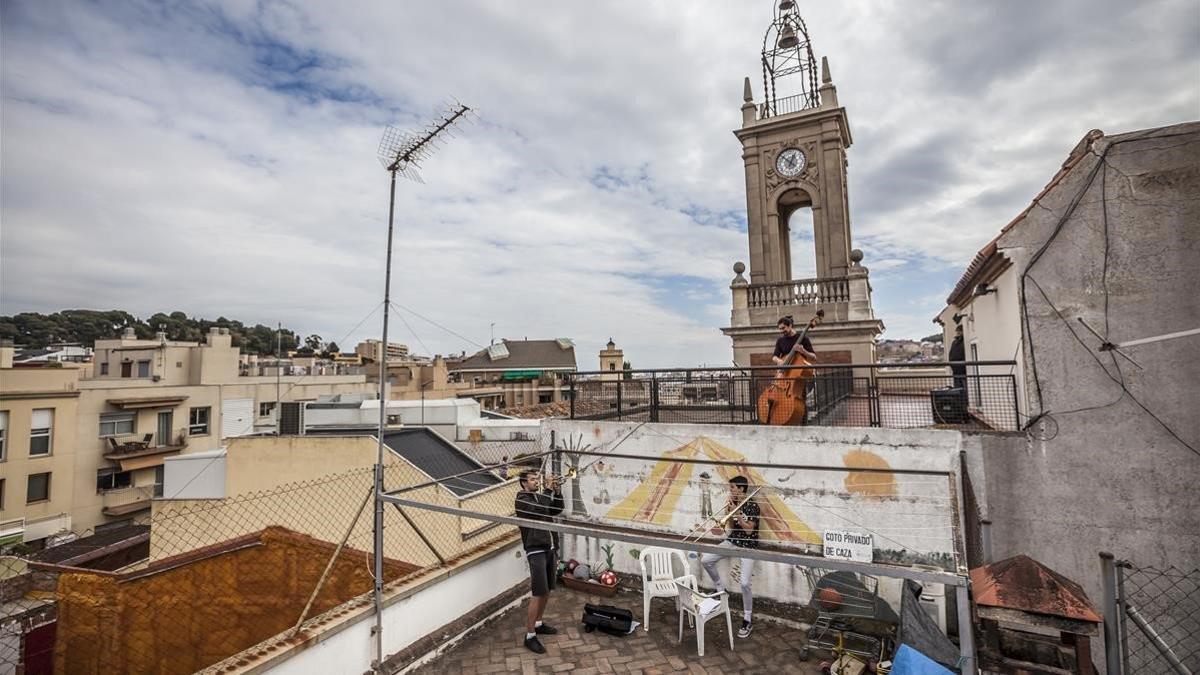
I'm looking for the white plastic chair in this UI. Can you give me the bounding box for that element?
[675,581,734,657]
[638,546,697,631]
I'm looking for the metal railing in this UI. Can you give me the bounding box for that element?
[747,276,850,308]
[565,362,1020,431]
[759,92,820,118]
[1102,553,1198,674]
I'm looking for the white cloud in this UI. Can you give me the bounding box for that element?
[2,0,1196,366]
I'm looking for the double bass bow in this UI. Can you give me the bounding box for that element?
[756,309,824,426]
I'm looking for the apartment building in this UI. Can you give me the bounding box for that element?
[448,338,577,410]
[0,328,375,545]
[0,366,80,550]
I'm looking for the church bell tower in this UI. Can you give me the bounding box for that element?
[722,2,884,367]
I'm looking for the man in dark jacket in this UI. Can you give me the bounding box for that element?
[515,469,565,654]
[948,324,967,391]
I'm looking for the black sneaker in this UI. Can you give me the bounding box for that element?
[534,623,558,635]
[524,635,546,654]
[738,620,753,638]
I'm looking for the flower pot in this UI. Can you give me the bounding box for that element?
[561,575,619,597]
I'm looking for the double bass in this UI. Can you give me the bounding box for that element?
[756,309,824,426]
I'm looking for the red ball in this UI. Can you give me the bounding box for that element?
[600,571,618,587]
[818,587,843,611]
[566,559,579,572]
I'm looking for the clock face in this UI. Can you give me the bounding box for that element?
[775,148,806,177]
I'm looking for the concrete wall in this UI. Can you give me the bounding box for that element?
[964,124,1200,665]
[545,420,965,618]
[256,541,527,675]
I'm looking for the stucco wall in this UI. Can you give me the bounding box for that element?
[970,125,1200,664]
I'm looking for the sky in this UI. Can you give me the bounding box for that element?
[2,1,1197,368]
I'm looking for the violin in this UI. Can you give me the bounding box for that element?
[756,309,823,426]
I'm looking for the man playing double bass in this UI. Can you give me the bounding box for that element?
[772,315,819,369]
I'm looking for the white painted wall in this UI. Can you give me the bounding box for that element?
[162,450,227,499]
[304,398,484,429]
[940,264,1027,421]
[547,420,964,621]
[262,543,528,675]
[456,418,541,442]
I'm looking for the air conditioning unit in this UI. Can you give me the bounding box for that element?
[152,375,162,382]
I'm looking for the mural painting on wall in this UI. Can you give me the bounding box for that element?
[551,422,960,572]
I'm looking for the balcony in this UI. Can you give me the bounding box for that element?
[746,276,850,309]
[104,431,188,471]
[564,362,1021,432]
[101,486,158,517]
[758,92,820,119]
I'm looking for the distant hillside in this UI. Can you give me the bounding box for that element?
[0,310,299,356]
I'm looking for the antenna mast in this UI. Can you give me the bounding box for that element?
[371,101,474,669]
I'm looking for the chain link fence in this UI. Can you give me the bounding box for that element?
[1103,554,1199,674]
[0,448,521,675]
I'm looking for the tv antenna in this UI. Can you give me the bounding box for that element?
[371,100,474,669]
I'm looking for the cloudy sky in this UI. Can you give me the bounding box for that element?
[2,1,1197,367]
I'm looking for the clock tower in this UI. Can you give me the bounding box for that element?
[722,2,883,367]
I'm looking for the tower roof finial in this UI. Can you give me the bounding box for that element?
[760,1,820,117]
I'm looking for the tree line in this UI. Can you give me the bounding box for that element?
[0,309,310,356]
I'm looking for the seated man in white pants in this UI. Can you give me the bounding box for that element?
[700,475,760,638]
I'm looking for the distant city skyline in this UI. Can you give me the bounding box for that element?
[2,1,1196,367]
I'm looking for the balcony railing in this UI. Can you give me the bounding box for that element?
[747,276,850,309]
[565,362,1020,431]
[101,485,158,516]
[758,92,819,119]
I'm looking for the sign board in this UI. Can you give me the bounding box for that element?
[823,530,873,563]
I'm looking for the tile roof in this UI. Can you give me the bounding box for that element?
[500,398,613,419]
[944,128,1104,309]
[449,339,576,372]
[383,428,503,496]
[30,524,150,565]
[971,554,1101,623]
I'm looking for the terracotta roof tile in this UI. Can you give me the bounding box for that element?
[970,554,1101,623]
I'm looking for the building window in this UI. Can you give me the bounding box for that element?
[27,472,50,503]
[0,410,7,461]
[259,402,276,417]
[137,360,151,378]
[189,407,210,436]
[96,468,133,492]
[100,362,109,375]
[0,478,5,509]
[30,409,53,456]
[121,361,132,378]
[99,412,136,437]
[609,363,616,371]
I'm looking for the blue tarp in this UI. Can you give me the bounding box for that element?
[891,644,954,675]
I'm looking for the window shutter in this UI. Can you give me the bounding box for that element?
[32,409,53,429]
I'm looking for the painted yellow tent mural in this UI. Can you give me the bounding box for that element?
[604,435,820,545]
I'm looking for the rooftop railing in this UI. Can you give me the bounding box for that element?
[564,362,1020,431]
